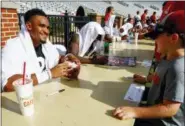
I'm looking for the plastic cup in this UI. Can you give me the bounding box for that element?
[134,33,139,45]
[13,78,34,116]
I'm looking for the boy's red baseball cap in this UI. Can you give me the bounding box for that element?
[148,10,185,39]
[160,1,185,21]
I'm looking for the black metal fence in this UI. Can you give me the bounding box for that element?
[18,11,90,48]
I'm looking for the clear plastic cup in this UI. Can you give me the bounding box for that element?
[134,32,139,45]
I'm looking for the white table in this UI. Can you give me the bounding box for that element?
[1,40,155,126]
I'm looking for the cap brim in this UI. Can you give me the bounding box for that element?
[146,30,163,40]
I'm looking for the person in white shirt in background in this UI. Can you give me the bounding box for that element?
[113,18,119,36]
[134,11,141,22]
[1,8,80,92]
[119,18,134,40]
[124,14,132,23]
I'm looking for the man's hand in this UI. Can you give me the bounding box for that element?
[64,54,81,79]
[113,107,137,120]
[51,62,72,78]
[64,53,81,66]
[133,74,147,84]
[59,55,65,64]
[91,55,108,65]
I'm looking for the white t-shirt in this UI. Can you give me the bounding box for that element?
[135,14,141,21]
[104,15,116,37]
[1,36,59,91]
[135,21,143,29]
[78,22,105,57]
[119,23,133,36]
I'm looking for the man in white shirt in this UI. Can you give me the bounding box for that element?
[67,22,108,64]
[1,8,80,92]
[119,18,134,40]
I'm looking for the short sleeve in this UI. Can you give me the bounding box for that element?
[163,62,184,103]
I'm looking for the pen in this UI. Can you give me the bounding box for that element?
[47,89,65,97]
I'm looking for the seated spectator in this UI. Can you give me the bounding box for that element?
[141,9,148,26]
[150,11,157,24]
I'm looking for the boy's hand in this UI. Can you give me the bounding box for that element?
[113,107,137,120]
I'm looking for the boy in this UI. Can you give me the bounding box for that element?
[113,10,184,126]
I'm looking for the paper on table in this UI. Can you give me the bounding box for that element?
[141,60,152,68]
[124,83,145,103]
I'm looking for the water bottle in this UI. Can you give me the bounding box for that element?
[100,41,104,55]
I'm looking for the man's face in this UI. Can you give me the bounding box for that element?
[26,15,49,46]
[130,19,134,24]
[155,33,170,54]
[111,8,114,15]
[113,19,118,27]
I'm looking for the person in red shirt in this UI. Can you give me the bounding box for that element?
[150,11,156,24]
[104,6,115,42]
[104,6,114,25]
[141,9,148,25]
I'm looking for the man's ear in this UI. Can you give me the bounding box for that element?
[25,22,32,31]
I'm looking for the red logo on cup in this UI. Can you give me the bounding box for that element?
[152,73,160,85]
[20,96,34,107]
[23,99,34,107]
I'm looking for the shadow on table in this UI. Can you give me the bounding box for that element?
[138,41,155,46]
[61,79,135,108]
[1,96,21,115]
[105,109,118,119]
[103,48,154,62]
[61,78,96,90]
[90,81,136,108]
[93,64,149,77]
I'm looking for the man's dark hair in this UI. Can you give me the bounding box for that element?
[127,18,132,23]
[106,6,114,14]
[144,9,148,13]
[153,11,156,15]
[24,8,47,23]
[137,11,140,15]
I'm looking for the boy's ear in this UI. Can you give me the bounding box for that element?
[25,22,32,31]
[171,33,179,43]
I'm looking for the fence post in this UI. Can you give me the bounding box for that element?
[64,10,69,48]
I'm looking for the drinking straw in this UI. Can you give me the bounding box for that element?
[22,62,26,85]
